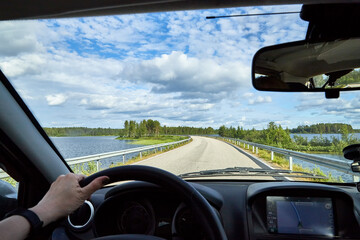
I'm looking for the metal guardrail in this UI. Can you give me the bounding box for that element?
[221,137,360,181]
[0,138,191,180]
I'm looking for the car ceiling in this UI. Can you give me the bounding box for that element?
[0,0,356,20]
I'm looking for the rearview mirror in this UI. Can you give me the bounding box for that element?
[252,38,360,98]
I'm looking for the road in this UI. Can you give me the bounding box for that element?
[134,136,272,179]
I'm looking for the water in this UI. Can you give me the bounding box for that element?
[290,133,360,140]
[51,136,145,169]
[291,154,353,182]
[289,133,358,182]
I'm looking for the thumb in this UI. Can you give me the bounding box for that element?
[82,176,109,198]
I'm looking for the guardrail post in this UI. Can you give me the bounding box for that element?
[289,156,293,171]
[252,146,255,153]
[247,144,249,149]
[122,155,125,164]
[271,151,274,161]
[140,152,142,159]
[96,160,100,171]
[244,143,245,148]
[256,147,258,154]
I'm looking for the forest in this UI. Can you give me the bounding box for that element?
[44,119,216,137]
[119,119,216,138]
[44,127,121,137]
[290,123,354,134]
[218,122,359,153]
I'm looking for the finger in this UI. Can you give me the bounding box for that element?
[75,174,86,182]
[82,176,109,197]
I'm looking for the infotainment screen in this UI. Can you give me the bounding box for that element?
[267,196,335,236]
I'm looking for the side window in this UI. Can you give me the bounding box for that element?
[0,172,18,219]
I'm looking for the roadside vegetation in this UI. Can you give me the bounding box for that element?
[221,138,344,183]
[219,122,359,154]
[118,135,188,145]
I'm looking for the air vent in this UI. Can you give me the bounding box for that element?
[68,200,94,230]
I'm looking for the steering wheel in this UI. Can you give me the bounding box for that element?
[79,165,228,240]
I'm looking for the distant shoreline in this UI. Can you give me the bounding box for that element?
[49,135,118,137]
[116,135,188,145]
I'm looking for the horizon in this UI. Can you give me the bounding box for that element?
[43,122,359,131]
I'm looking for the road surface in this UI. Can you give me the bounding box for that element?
[134,136,272,179]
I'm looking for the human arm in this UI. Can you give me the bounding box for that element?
[0,173,109,240]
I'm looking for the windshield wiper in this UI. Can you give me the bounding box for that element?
[178,167,326,179]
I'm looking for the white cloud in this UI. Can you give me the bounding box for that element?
[122,51,250,102]
[243,92,254,98]
[5,5,357,130]
[248,96,272,105]
[46,94,67,106]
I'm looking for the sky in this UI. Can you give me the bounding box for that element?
[1,4,360,130]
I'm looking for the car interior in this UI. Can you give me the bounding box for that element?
[1,0,360,240]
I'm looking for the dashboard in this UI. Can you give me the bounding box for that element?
[58,181,360,240]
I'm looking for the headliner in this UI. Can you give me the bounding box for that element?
[0,0,356,21]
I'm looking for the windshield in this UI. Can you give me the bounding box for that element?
[1,5,359,183]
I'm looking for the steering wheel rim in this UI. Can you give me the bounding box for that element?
[80,165,228,240]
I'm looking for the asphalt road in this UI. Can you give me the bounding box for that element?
[134,136,273,179]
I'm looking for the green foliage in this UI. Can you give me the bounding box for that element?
[230,140,344,183]
[44,127,121,137]
[219,122,292,148]
[44,119,216,137]
[71,161,99,176]
[120,119,216,138]
[219,122,359,154]
[3,177,17,187]
[118,135,187,145]
[334,68,360,87]
[290,123,353,134]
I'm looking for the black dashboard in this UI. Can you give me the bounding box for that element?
[58,180,360,240]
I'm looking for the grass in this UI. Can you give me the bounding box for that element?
[3,177,17,187]
[116,135,188,145]
[221,138,344,183]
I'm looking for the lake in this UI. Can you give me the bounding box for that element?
[51,136,145,168]
[289,133,357,182]
[290,133,360,140]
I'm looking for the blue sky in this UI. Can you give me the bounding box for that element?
[1,4,360,130]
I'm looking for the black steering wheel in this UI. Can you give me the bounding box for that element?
[80,165,228,240]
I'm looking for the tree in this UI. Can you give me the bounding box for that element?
[140,120,147,137]
[129,120,136,138]
[218,125,226,137]
[146,119,154,136]
[124,120,129,137]
[154,120,160,136]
